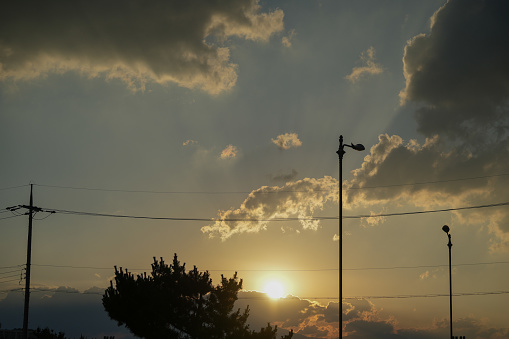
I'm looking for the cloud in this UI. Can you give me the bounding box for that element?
[282,29,296,48]
[0,0,284,94]
[344,133,509,250]
[240,294,509,339]
[0,287,129,338]
[236,292,340,338]
[272,133,303,150]
[182,139,199,146]
[201,176,338,240]
[220,144,239,159]
[2,287,508,339]
[342,0,509,250]
[269,169,298,183]
[344,134,495,208]
[345,47,383,83]
[399,0,509,141]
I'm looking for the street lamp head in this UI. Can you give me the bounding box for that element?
[442,225,450,234]
[350,143,365,151]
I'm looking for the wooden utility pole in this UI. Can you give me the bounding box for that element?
[6,185,51,339]
[22,184,34,339]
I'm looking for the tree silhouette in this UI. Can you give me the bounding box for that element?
[103,254,293,339]
[33,327,67,339]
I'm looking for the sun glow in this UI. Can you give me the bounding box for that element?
[263,281,285,299]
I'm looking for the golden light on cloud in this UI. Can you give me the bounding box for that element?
[345,46,383,83]
[220,144,239,159]
[271,133,302,150]
[263,280,286,299]
[182,139,198,146]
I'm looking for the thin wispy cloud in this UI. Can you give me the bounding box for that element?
[272,133,302,150]
[0,0,284,94]
[281,29,296,48]
[269,169,298,183]
[345,46,383,83]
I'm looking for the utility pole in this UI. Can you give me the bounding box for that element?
[23,184,35,339]
[6,185,51,339]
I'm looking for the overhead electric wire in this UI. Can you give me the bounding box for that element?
[0,184,29,191]
[35,184,256,194]
[41,201,509,222]
[32,172,509,194]
[31,261,509,273]
[47,207,332,222]
[0,269,22,276]
[31,263,337,272]
[345,260,509,271]
[0,264,24,270]
[22,287,509,300]
[344,201,509,219]
[0,278,21,284]
[0,214,24,221]
[347,173,509,190]
[345,291,509,300]
[0,273,22,280]
[0,288,23,294]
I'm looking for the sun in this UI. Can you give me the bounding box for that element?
[263,280,285,299]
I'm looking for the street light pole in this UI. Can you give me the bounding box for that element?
[337,135,364,337]
[442,225,453,339]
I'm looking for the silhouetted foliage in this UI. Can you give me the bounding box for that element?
[33,327,67,339]
[103,254,292,339]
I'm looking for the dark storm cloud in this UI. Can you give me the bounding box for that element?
[345,0,509,249]
[0,0,284,94]
[400,0,509,140]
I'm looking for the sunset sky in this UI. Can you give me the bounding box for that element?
[1,0,509,338]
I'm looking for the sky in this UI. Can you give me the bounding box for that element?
[1,0,509,338]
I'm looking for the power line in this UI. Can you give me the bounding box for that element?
[0,214,24,221]
[0,264,24,270]
[0,278,21,284]
[0,274,22,280]
[345,261,509,271]
[344,201,509,219]
[30,261,509,272]
[21,287,509,300]
[0,269,24,275]
[345,291,509,300]
[0,184,29,191]
[31,172,509,194]
[41,201,509,222]
[0,288,23,294]
[31,263,337,272]
[45,208,327,222]
[34,184,255,194]
[347,173,509,190]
